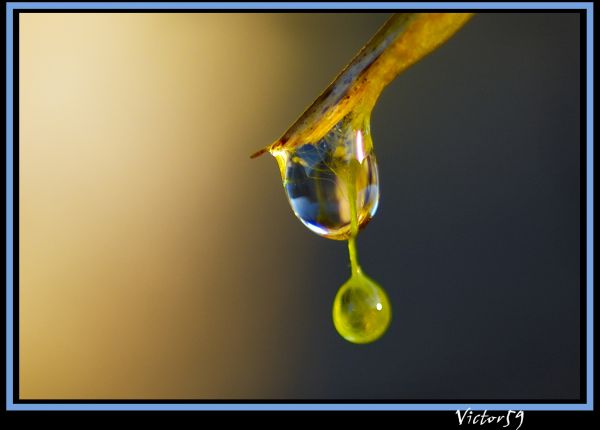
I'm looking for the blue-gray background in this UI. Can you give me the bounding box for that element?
[266,12,581,400]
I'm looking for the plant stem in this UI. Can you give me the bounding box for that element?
[251,12,474,158]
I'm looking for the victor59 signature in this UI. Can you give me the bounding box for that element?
[456,409,524,429]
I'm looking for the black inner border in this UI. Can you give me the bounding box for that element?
[10,7,589,405]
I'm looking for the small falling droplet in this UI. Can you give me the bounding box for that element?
[271,112,379,240]
[333,269,391,344]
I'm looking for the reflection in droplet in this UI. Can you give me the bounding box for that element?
[271,112,379,240]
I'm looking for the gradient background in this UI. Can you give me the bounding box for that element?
[19,13,581,399]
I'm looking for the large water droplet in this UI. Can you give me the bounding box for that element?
[271,113,379,240]
[332,270,391,344]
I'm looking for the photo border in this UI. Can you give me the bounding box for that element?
[5,1,594,412]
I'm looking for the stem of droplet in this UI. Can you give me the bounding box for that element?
[347,159,362,277]
[348,236,361,276]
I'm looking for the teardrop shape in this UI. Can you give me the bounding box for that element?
[332,271,391,344]
[271,112,380,240]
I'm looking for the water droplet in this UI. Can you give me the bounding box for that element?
[271,112,379,240]
[332,270,391,344]
[270,109,391,344]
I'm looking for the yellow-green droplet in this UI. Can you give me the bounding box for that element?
[333,270,391,344]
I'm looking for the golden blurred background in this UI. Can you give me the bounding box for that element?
[19,12,389,399]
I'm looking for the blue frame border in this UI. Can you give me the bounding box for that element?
[5,2,594,412]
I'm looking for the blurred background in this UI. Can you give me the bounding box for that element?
[19,13,581,400]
